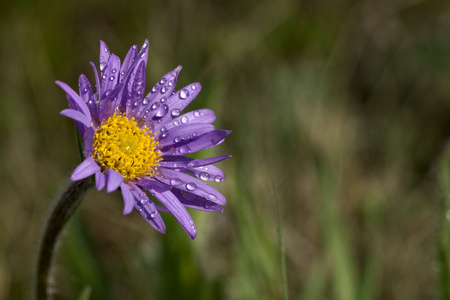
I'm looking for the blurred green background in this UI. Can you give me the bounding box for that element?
[1,0,450,299]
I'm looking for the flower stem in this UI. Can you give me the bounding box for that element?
[35,177,94,300]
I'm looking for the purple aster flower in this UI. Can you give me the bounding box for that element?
[57,40,231,239]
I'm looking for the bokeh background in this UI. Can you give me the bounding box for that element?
[1,0,450,299]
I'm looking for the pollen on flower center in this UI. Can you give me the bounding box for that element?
[92,112,161,181]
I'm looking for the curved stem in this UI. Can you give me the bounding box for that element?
[35,178,94,300]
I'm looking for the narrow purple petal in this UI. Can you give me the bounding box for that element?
[157,124,215,147]
[120,183,134,215]
[99,40,111,74]
[184,165,226,182]
[90,62,101,98]
[71,157,100,181]
[56,81,91,119]
[126,61,147,116]
[161,154,232,167]
[138,66,182,121]
[106,169,124,193]
[171,189,224,212]
[162,109,216,132]
[160,130,231,155]
[156,168,226,205]
[82,127,95,158]
[153,82,202,132]
[95,171,106,191]
[152,189,197,239]
[100,54,121,98]
[128,182,166,233]
[119,44,138,84]
[78,74,98,125]
[60,109,91,128]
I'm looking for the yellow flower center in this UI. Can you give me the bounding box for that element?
[92,112,161,181]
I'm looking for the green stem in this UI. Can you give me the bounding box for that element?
[35,178,94,300]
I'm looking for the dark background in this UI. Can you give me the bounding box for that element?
[1,0,450,299]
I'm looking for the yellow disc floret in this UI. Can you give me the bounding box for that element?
[92,112,161,181]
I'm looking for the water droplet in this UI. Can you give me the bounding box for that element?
[174,136,182,143]
[100,62,107,71]
[214,176,222,182]
[181,116,188,124]
[155,104,168,117]
[151,102,160,110]
[178,145,191,154]
[192,132,198,137]
[160,97,167,103]
[204,204,211,209]
[140,199,148,205]
[199,172,210,180]
[133,100,139,107]
[170,178,182,186]
[161,86,167,94]
[159,78,167,84]
[193,111,201,118]
[173,120,180,126]
[171,109,181,117]
[179,89,189,99]
[186,183,197,191]
[150,212,157,218]
[142,97,149,105]
[168,80,174,87]
[160,132,169,139]
[191,84,196,90]
[151,86,159,93]
[109,75,115,81]
[160,126,167,132]
[206,193,217,201]
[138,208,143,212]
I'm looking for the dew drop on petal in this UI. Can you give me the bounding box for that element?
[191,84,196,90]
[178,145,191,154]
[140,199,148,205]
[160,126,167,132]
[168,80,174,87]
[151,102,160,110]
[170,178,182,186]
[206,193,217,201]
[179,89,189,99]
[160,78,167,84]
[100,62,107,71]
[142,97,149,105]
[174,136,181,143]
[161,86,167,94]
[214,176,222,182]
[151,86,159,93]
[171,109,181,117]
[193,111,201,118]
[173,120,180,126]
[155,104,168,117]
[199,172,210,180]
[160,97,167,103]
[181,116,188,124]
[186,183,197,191]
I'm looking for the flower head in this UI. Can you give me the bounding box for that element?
[57,40,231,239]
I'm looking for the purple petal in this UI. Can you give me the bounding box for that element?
[90,62,101,98]
[56,81,91,119]
[82,127,95,158]
[106,169,124,193]
[151,189,197,239]
[160,130,231,155]
[140,66,182,121]
[120,183,134,215]
[162,109,216,132]
[99,40,111,74]
[171,189,224,212]
[184,165,226,182]
[60,109,91,128]
[95,171,106,191]
[100,54,121,98]
[78,74,98,125]
[153,82,202,132]
[128,182,166,233]
[157,124,215,147]
[156,168,226,205]
[119,44,138,84]
[161,154,232,168]
[71,157,100,181]
[126,61,147,116]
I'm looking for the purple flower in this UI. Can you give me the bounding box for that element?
[57,40,231,239]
